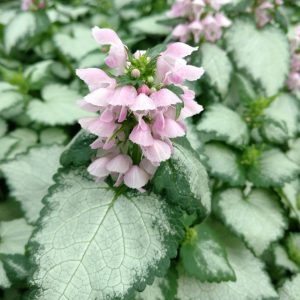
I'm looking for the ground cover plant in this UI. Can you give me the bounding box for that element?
[0,0,300,299]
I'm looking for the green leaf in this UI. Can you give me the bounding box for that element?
[153,137,211,218]
[287,138,300,167]
[0,83,23,114]
[273,244,299,273]
[0,219,32,254]
[225,18,289,96]
[214,188,286,256]
[1,145,63,224]
[247,149,299,187]
[196,104,249,148]
[39,128,68,145]
[287,233,300,266]
[6,128,38,159]
[0,136,18,162]
[134,267,178,300]
[176,224,278,300]
[4,11,49,53]
[262,94,300,144]
[130,14,171,35]
[78,51,106,69]
[28,84,91,126]
[147,44,167,60]
[60,130,96,167]
[200,43,232,97]
[180,222,235,282]
[278,274,300,300]
[54,25,99,61]
[0,118,7,137]
[0,261,10,288]
[203,143,246,186]
[282,179,300,222]
[29,168,183,300]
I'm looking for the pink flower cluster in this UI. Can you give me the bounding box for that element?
[287,25,300,92]
[254,0,283,28]
[21,0,45,11]
[77,27,204,191]
[169,0,232,43]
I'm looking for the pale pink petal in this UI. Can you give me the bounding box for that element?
[100,108,114,122]
[137,84,150,95]
[180,99,204,119]
[155,118,186,138]
[142,140,172,163]
[130,93,156,111]
[129,119,154,146]
[76,68,116,91]
[164,42,198,58]
[124,166,149,189]
[215,13,232,27]
[118,106,128,122]
[140,158,158,176]
[79,117,116,137]
[87,156,110,178]
[150,88,182,107]
[90,138,104,149]
[174,65,205,82]
[172,25,191,43]
[78,100,99,112]
[106,154,132,174]
[109,86,137,106]
[84,88,113,107]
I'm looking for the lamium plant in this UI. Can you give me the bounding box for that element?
[0,0,300,300]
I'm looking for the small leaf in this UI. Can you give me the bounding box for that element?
[0,118,7,138]
[225,18,289,96]
[180,222,236,282]
[214,188,286,256]
[287,233,300,266]
[0,136,18,162]
[28,84,91,126]
[262,94,300,144]
[278,274,300,300]
[196,104,249,148]
[1,145,63,224]
[176,223,278,300]
[282,179,300,222]
[247,149,299,187]
[60,130,96,167]
[39,128,68,145]
[287,138,300,167]
[29,168,183,300]
[153,137,211,218]
[273,244,299,273]
[200,43,232,97]
[203,142,246,186]
[0,83,23,114]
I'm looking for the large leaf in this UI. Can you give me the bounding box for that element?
[262,94,300,144]
[225,18,289,96]
[0,136,18,162]
[287,138,300,167]
[203,142,245,186]
[54,25,99,61]
[176,224,278,300]
[200,43,232,97]
[214,188,286,256]
[196,104,249,148]
[180,221,235,282]
[28,84,90,126]
[1,145,63,224]
[29,168,183,300]
[247,149,299,187]
[278,274,300,300]
[153,138,211,218]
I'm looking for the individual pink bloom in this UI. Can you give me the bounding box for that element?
[205,0,232,10]
[22,0,33,10]
[189,20,203,43]
[87,156,111,178]
[137,84,150,95]
[202,15,222,42]
[92,27,127,75]
[118,106,128,122]
[78,100,99,112]
[150,89,182,107]
[79,117,116,137]
[168,62,205,84]
[84,88,113,107]
[169,0,192,17]
[142,140,172,163]
[129,118,154,146]
[255,2,274,28]
[172,24,191,43]
[109,85,137,106]
[130,93,156,111]
[106,154,132,173]
[76,68,116,91]
[192,0,205,20]
[140,158,158,176]
[215,13,232,27]
[180,98,204,119]
[99,108,114,123]
[124,166,150,189]
[163,42,198,59]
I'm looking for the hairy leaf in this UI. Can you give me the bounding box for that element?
[278,275,300,300]
[30,168,183,300]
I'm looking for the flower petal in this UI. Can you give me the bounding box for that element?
[130,93,156,111]
[142,139,172,163]
[106,154,132,174]
[109,86,137,106]
[129,120,154,146]
[150,88,182,107]
[124,165,149,189]
[87,156,110,178]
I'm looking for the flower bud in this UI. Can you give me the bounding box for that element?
[137,84,150,95]
[147,76,154,83]
[131,69,141,78]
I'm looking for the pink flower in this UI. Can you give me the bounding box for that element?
[21,0,45,11]
[77,27,204,190]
